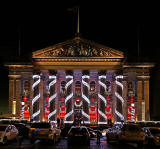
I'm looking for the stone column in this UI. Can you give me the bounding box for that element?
[30,78,34,120]
[115,74,124,122]
[48,71,57,121]
[65,71,73,122]
[98,73,107,123]
[39,75,44,121]
[137,76,150,121]
[8,74,21,117]
[32,72,41,121]
[144,79,150,121]
[137,80,143,121]
[122,79,128,122]
[82,71,90,122]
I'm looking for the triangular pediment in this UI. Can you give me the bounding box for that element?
[32,36,124,59]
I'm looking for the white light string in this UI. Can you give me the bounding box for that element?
[115,75,124,121]
[98,75,107,120]
[65,75,73,121]
[32,75,41,120]
[48,75,57,121]
[82,75,90,122]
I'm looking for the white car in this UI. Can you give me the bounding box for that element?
[118,124,145,146]
[0,124,18,144]
[28,122,61,144]
[143,127,160,146]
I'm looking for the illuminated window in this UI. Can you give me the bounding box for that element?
[90,81,95,92]
[12,101,16,115]
[61,81,66,94]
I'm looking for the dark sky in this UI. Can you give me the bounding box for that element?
[0,1,160,114]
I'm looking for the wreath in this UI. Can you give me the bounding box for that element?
[24,105,29,112]
[105,104,111,113]
[60,105,66,113]
[89,105,96,112]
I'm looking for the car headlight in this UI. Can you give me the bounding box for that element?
[155,136,160,140]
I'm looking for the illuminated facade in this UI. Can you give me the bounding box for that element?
[6,36,154,124]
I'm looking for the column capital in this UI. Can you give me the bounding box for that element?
[137,76,150,80]
[8,75,21,79]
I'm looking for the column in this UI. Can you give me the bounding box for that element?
[30,78,34,120]
[137,76,150,121]
[48,71,57,121]
[98,72,107,124]
[65,71,73,123]
[32,72,41,121]
[137,80,143,121]
[115,74,124,122]
[39,74,45,121]
[82,71,90,123]
[144,79,150,121]
[122,79,128,122]
[8,74,21,117]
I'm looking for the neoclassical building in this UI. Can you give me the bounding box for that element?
[5,36,154,125]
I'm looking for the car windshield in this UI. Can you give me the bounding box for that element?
[150,128,160,135]
[31,123,50,128]
[122,125,140,131]
[70,127,88,134]
[0,126,7,131]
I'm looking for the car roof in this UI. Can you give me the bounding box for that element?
[70,126,88,129]
[147,127,160,130]
[0,124,10,126]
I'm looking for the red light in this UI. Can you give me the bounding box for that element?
[76,97,81,103]
[62,96,65,102]
[130,96,134,102]
[91,97,95,102]
[106,96,111,101]
[90,105,96,111]
[23,96,27,102]
[46,95,49,102]
[69,132,73,135]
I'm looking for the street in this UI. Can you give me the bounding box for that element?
[0,137,152,149]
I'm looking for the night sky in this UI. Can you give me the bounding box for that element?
[0,2,160,118]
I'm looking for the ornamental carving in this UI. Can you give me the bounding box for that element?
[43,44,113,57]
[32,37,124,59]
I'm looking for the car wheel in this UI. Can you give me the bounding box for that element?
[68,141,71,146]
[53,134,56,144]
[87,140,90,146]
[3,136,7,144]
[137,141,143,147]
[30,139,35,144]
[107,136,111,143]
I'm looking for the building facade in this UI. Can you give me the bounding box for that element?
[6,36,154,124]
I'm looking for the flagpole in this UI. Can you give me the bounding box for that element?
[77,7,79,34]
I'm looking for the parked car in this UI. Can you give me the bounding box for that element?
[102,128,110,137]
[106,125,121,142]
[67,126,90,145]
[87,127,97,138]
[28,122,61,144]
[118,124,145,146]
[14,123,30,138]
[143,127,160,146]
[0,124,18,144]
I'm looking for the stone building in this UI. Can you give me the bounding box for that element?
[5,36,154,124]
